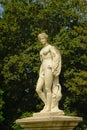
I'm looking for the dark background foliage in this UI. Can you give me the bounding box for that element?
[0,0,87,129]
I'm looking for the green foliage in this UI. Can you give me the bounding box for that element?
[0,0,87,129]
[0,89,4,121]
[12,124,24,130]
[20,112,33,118]
[54,20,87,129]
[0,89,4,130]
[0,1,42,129]
[12,112,32,130]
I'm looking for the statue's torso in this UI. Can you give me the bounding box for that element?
[40,45,52,71]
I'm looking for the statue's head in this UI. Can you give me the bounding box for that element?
[38,32,48,41]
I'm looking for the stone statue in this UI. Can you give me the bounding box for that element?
[16,32,82,130]
[36,32,64,115]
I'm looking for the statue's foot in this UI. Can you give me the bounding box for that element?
[40,106,51,113]
[40,105,47,113]
[51,107,64,115]
[57,109,64,115]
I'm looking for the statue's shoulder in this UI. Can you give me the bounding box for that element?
[48,44,54,49]
[47,44,52,48]
[49,44,57,49]
[49,45,60,54]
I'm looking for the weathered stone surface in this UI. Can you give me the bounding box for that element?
[36,32,63,113]
[16,115,82,130]
[16,33,83,129]
[33,111,64,117]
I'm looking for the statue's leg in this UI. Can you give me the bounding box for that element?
[36,77,47,106]
[44,69,53,112]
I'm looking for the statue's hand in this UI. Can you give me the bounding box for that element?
[52,68,59,77]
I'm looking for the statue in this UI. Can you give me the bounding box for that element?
[36,32,64,115]
[16,34,83,130]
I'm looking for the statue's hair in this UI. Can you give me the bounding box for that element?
[38,32,48,40]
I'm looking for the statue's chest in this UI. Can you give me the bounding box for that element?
[40,46,50,57]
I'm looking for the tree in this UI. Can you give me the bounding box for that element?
[54,1,87,128]
[0,89,4,122]
[0,1,41,129]
[0,0,87,129]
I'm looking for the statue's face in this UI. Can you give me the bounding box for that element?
[39,35,47,45]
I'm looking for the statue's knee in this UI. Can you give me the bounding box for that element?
[36,87,39,93]
[36,87,41,94]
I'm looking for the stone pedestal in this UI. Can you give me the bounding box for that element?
[16,112,82,130]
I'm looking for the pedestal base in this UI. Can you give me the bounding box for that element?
[16,113,82,130]
[33,111,64,117]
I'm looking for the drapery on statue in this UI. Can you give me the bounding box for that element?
[36,32,64,115]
